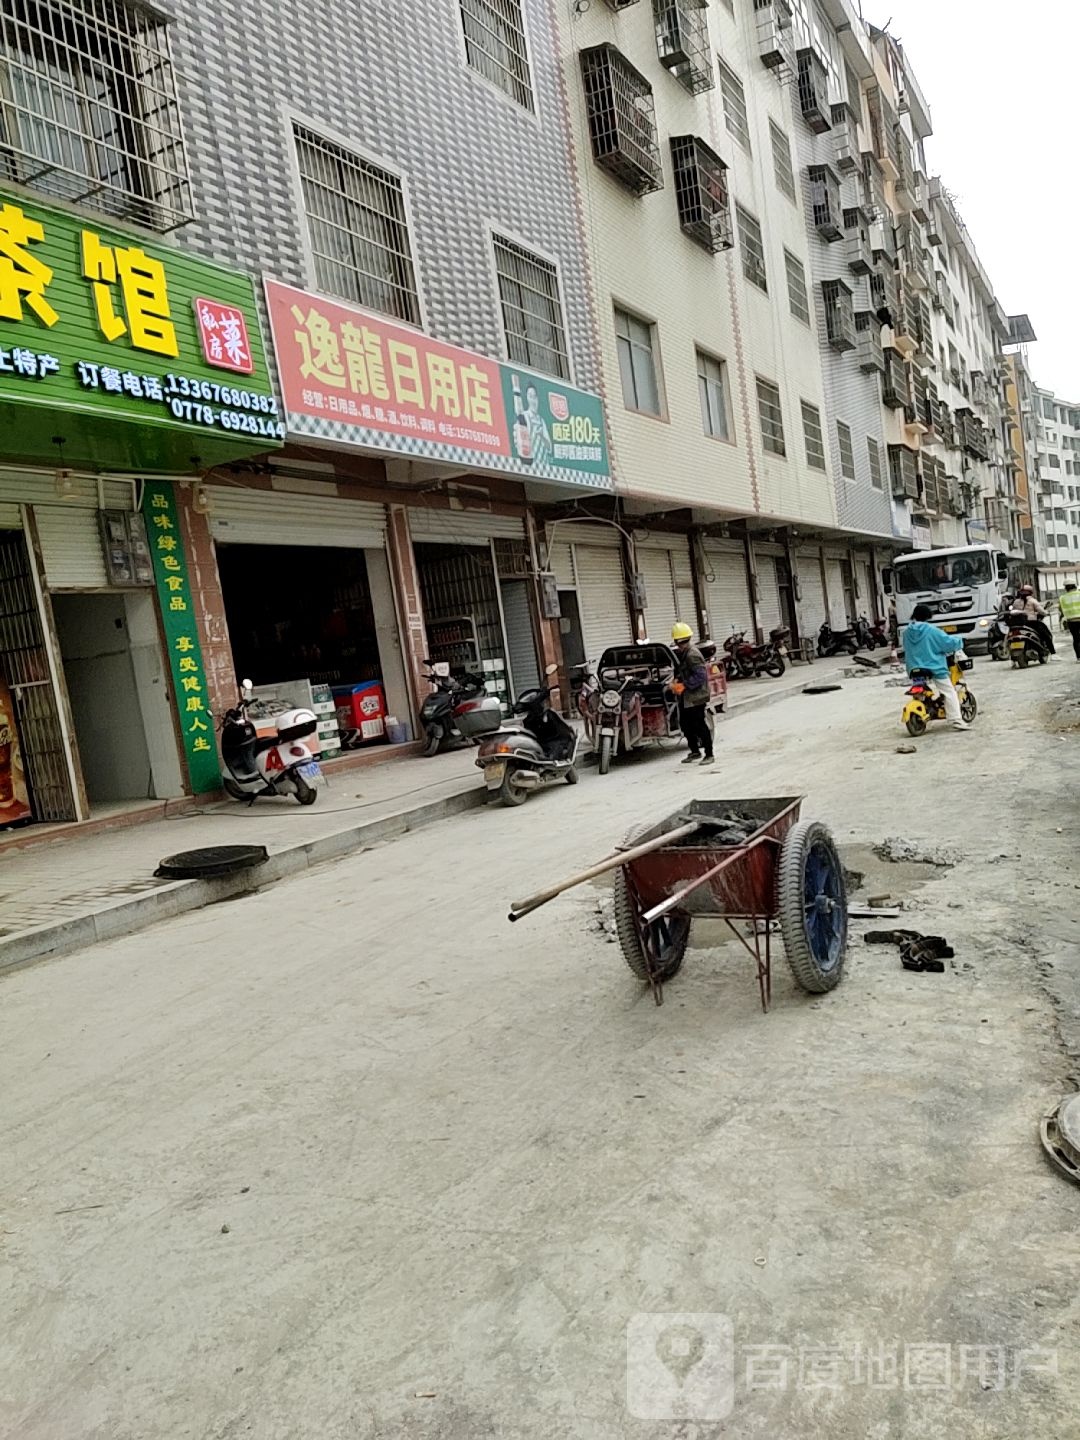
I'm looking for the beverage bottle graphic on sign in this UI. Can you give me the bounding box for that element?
[511,374,533,464]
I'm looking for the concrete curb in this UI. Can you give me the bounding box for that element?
[0,783,487,977]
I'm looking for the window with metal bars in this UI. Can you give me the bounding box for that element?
[294,126,420,324]
[808,164,842,240]
[717,58,751,153]
[697,350,731,440]
[801,400,826,470]
[769,119,796,203]
[671,134,732,253]
[822,278,856,352]
[492,235,569,380]
[836,421,856,479]
[459,0,534,111]
[867,436,884,489]
[796,47,830,133]
[653,0,713,94]
[784,249,809,325]
[580,44,662,195]
[0,0,191,230]
[737,204,767,292]
[757,377,785,457]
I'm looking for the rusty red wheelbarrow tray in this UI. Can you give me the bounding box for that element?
[508,796,848,1012]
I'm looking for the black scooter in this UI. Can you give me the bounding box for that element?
[476,666,579,807]
[418,661,501,756]
[817,621,859,657]
[1006,612,1050,669]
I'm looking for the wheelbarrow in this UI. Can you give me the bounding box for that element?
[508,797,847,1010]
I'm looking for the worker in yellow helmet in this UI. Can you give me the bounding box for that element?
[1059,582,1080,660]
[670,622,714,766]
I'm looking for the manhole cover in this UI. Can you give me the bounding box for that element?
[155,845,269,880]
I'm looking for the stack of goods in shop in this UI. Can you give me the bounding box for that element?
[250,680,342,759]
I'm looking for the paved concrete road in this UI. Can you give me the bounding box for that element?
[3,660,1080,1439]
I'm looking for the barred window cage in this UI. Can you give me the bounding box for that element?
[294,125,420,325]
[888,443,920,500]
[808,163,842,241]
[796,47,830,134]
[844,207,873,276]
[855,310,884,373]
[831,101,856,173]
[670,134,732,253]
[492,234,570,380]
[822,278,856,353]
[882,346,909,410]
[736,203,767,292]
[870,266,897,326]
[754,0,794,73]
[459,0,534,112]
[653,0,713,96]
[580,44,662,195]
[0,0,192,230]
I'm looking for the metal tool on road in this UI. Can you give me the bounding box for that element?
[509,797,848,1011]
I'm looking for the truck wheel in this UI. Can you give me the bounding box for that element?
[778,820,847,994]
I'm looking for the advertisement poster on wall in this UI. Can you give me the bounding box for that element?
[0,673,33,829]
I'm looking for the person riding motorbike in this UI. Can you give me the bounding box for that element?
[1016,585,1056,658]
[670,623,714,767]
[903,604,969,732]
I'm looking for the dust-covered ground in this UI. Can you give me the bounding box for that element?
[2,657,1079,1439]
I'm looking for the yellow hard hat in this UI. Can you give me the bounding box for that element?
[671,622,693,642]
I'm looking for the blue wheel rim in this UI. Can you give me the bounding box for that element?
[803,841,845,972]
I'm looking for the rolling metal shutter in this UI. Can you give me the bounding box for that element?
[407,508,524,544]
[576,544,630,665]
[0,504,18,529]
[858,559,875,617]
[547,542,575,589]
[637,548,679,644]
[797,550,827,633]
[207,486,386,548]
[703,541,754,641]
[35,506,110,589]
[825,559,847,627]
[757,556,783,630]
[500,579,540,695]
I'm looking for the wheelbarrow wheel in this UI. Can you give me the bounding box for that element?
[613,824,690,984]
[778,820,847,994]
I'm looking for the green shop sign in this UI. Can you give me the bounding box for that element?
[0,191,282,472]
[141,481,219,795]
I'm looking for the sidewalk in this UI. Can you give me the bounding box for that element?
[0,653,852,972]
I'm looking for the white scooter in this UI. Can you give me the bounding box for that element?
[220,679,322,805]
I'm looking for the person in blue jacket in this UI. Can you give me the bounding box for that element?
[903,604,968,731]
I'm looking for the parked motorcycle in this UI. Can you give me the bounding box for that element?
[817,621,860,657]
[723,627,788,679]
[901,653,977,736]
[1006,612,1050,669]
[221,679,322,805]
[853,614,888,650]
[419,660,502,755]
[476,666,579,807]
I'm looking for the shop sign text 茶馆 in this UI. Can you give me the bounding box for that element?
[0,192,282,472]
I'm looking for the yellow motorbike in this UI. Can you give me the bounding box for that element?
[901,654,977,737]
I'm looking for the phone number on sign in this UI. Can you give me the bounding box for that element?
[165,373,279,414]
[166,399,285,437]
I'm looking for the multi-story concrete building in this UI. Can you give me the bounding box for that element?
[1034,386,1080,589]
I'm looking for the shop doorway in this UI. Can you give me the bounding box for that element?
[51,593,181,805]
[415,542,514,707]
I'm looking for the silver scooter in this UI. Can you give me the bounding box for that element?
[476,665,579,807]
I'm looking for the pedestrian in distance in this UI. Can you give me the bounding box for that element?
[670,622,714,766]
[1059,583,1080,661]
[903,604,969,732]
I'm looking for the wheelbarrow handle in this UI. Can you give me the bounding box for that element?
[508,819,706,922]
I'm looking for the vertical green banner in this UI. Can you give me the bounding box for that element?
[141,482,219,794]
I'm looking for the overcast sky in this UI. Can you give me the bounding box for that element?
[869,1,1077,398]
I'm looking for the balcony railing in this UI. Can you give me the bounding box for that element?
[581,45,664,195]
[671,135,733,253]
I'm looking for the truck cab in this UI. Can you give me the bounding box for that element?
[886,544,1009,654]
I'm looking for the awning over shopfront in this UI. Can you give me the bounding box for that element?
[264,279,612,496]
[0,190,282,472]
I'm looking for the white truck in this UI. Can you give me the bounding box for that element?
[887,544,1010,654]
